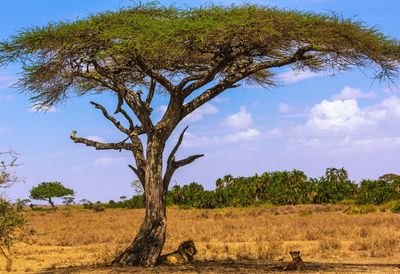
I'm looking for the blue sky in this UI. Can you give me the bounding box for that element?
[1,0,399,203]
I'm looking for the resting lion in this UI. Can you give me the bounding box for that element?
[158,240,197,265]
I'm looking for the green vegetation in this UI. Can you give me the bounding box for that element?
[1,3,399,266]
[30,182,75,210]
[0,150,26,271]
[102,168,400,210]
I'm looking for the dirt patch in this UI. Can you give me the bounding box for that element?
[41,260,400,274]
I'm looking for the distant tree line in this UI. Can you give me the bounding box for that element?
[91,168,400,210]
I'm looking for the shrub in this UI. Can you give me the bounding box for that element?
[357,179,400,205]
[391,201,400,213]
[92,203,105,212]
[0,199,26,270]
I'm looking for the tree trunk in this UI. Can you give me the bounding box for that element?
[49,198,55,211]
[113,135,167,267]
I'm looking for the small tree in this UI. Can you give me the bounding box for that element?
[0,150,25,271]
[62,195,75,206]
[30,182,74,210]
[120,195,127,202]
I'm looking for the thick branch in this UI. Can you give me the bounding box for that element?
[129,164,145,186]
[182,46,316,116]
[146,78,156,105]
[118,107,134,131]
[134,53,176,94]
[173,154,204,169]
[181,57,229,97]
[70,130,134,151]
[166,125,189,166]
[163,126,204,189]
[176,74,203,91]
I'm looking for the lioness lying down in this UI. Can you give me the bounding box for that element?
[158,240,197,265]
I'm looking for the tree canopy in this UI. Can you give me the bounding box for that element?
[30,182,75,209]
[0,4,398,108]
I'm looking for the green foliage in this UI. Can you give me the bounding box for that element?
[0,4,398,107]
[0,199,26,269]
[170,183,218,209]
[357,179,400,205]
[30,182,74,209]
[391,201,400,213]
[92,203,105,212]
[313,168,358,204]
[14,199,31,212]
[166,168,400,209]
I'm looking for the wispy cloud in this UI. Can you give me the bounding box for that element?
[275,69,329,84]
[85,136,104,142]
[331,86,376,100]
[93,157,127,167]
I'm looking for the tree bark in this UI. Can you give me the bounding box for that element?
[48,198,55,211]
[113,135,167,267]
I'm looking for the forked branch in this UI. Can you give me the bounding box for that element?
[163,126,204,189]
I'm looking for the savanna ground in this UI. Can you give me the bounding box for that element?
[3,204,400,273]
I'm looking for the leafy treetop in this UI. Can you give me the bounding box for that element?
[30,182,74,204]
[0,4,398,108]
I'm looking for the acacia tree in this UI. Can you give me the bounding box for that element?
[0,5,399,266]
[30,182,75,210]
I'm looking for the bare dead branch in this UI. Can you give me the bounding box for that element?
[173,154,204,169]
[166,125,189,166]
[162,126,204,189]
[70,130,134,151]
[118,107,134,131]
[128,164,145,187]
[90,101,131,135]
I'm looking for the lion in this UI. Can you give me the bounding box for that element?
[284,250,303,271]
[158,240,197,265]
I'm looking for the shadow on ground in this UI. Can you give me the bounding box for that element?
[40,260,400,274]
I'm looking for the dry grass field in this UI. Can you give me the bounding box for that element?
[2,204,400,273]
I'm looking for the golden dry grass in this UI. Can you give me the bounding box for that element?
[2,204,400,273]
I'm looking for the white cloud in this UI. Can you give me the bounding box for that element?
[85,136,104,142]
[383,86,400,95]
[223,106,253,130]
[275,69,329,84]
[331,86,376,100]
[278,103,292,113]
[223,129,261,142]
[306,99,374,132]
[28,105,57,113]
[93,157,126,167]
[183,103,218,123]
[213,97,229,104]
[182,128,261,148]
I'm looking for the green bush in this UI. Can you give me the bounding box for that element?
[357,179,400,205]
[0,199,26,270]
[391,201,400,213]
